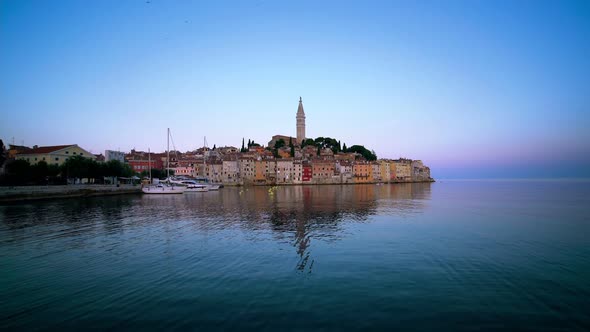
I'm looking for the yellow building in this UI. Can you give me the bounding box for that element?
[17,144,96,166]
[379,160,391,182]
[389,162,397,181]
[393,159,412,181]
[353,162,373,183]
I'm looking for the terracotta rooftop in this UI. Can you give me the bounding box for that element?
[18,144,75,155]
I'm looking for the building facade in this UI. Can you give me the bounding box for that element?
[17,144,95,166]
[105,150,125,163]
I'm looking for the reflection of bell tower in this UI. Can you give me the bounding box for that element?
[296,97,306,144]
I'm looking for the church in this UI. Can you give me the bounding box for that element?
[268,97,306,148]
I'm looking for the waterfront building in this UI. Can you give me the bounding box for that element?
[16,144,95,166]
[379,160,391,182]
[353,161,372,183]
[292,161,303,184]
[239,157,255,184]
[312,160,335,183]
[411,160,431,181]
[254,160,267,184]
[208,161,224,183]
[371,162,382,182]
[393,159,412,181]
[389,162,397,181]
[105,150,125,163]
[337,160,354,183]
[302,162,312,182]
[276,159,294,184]
[296,97,306,144]
[222,159,240,184]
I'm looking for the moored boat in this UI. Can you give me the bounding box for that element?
[142,184,185,194]
[142,128,186,195]
[184,183,209,192]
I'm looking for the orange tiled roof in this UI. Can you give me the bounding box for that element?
[18,144,75,155]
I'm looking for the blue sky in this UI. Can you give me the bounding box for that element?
[1,0,589,178]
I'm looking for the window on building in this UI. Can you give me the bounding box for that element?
[55,157,59,161]
[66,151,69,154]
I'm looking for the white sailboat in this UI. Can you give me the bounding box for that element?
[142,128,185,194]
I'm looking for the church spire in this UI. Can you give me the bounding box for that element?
[296,97,306,143]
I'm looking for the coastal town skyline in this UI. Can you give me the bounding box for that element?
[1,1,589,179]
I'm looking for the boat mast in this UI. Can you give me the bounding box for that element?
[148,147,152,183]
[167,128,170,179]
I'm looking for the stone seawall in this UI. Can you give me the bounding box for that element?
[0,185,142,203]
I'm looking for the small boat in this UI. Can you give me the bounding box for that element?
[193,177,221,191]
[142,184,186,194]
[184,183,209,192]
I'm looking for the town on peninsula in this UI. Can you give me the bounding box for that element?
[0,98,433,190]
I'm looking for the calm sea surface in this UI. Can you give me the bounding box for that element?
[1,181,589,331]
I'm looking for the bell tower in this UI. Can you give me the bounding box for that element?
[296,97,306,144]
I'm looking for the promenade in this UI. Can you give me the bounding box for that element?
[0,184,141,203]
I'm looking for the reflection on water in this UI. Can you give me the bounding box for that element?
[2,181,589,332]
[1,183,431,274]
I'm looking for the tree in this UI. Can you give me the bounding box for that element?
[2,159,31,185]
[62,156,85,181]
[274,139,285,150]
[343,143,347,152]
[212,144,216,150]
[347,145,377,161]
[317,146,321,156]
[31,161,49,184]
[241,138,245,152]
[303,138,315,147]
[0,139,6,169]
[289,138,295,157]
